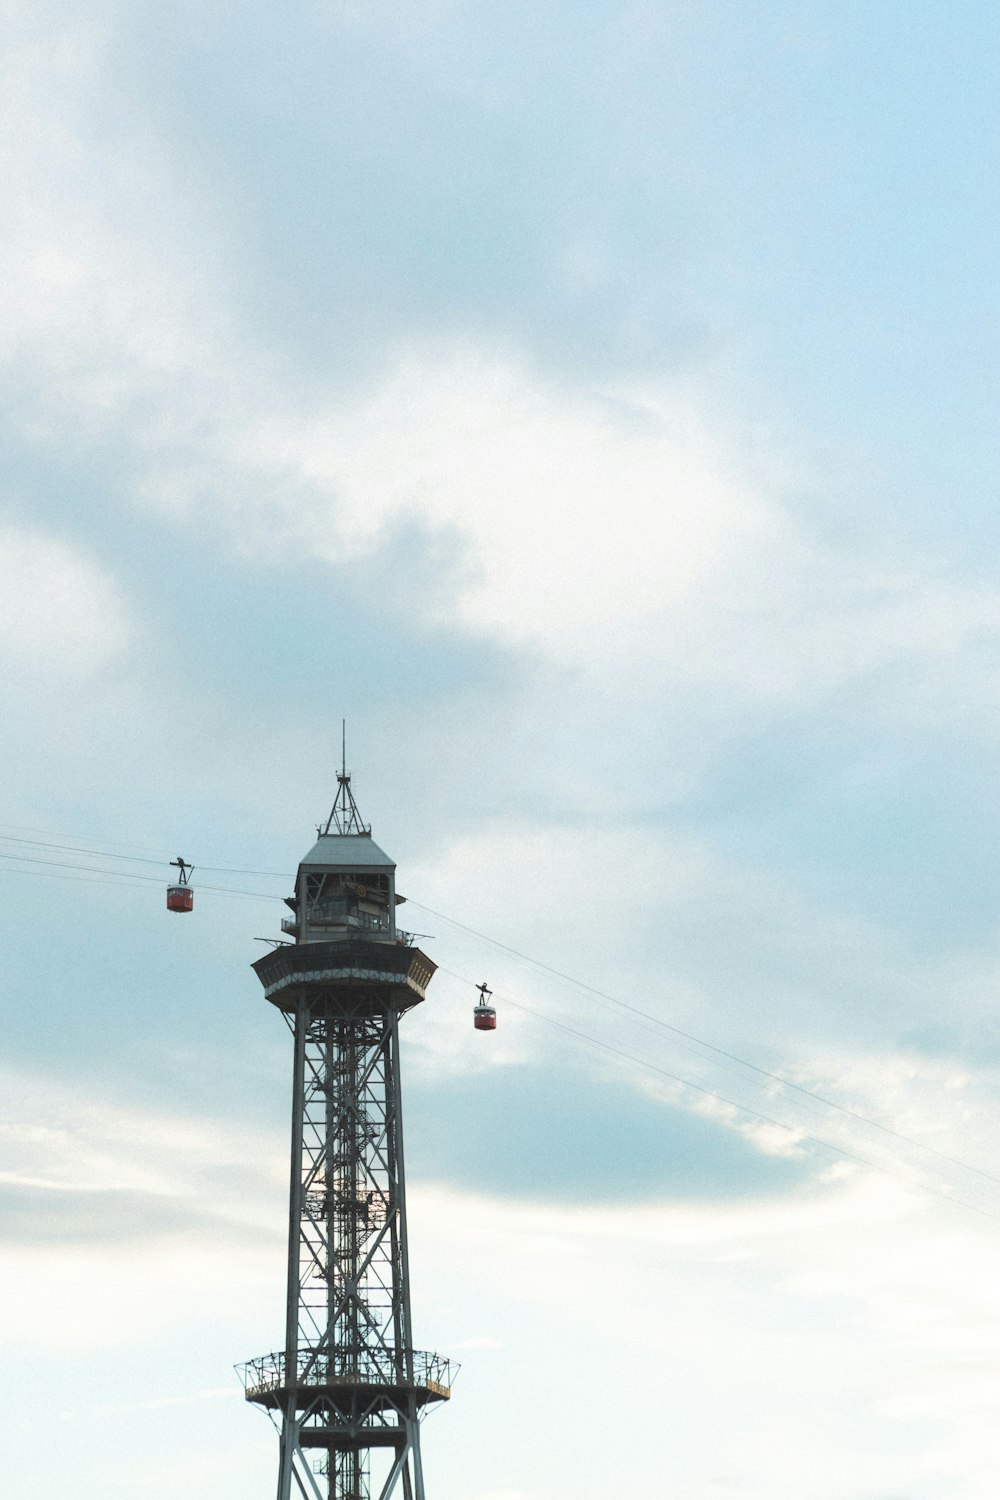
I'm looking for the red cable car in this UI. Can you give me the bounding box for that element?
[473,981,496,1031]
[167,856,194,913]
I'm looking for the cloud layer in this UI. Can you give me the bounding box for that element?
[5,3,1000,1499]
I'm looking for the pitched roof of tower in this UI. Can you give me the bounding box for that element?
[299,832,395,868]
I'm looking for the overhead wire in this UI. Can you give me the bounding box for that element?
[0,822,180,859]
[0,849,285,901]
[410,898,1000,1191]
[4,824,1000,1199]
[0,864,162,891]
[439,964,1000,1229]
[0,831,290,880]
[0,836,170,867]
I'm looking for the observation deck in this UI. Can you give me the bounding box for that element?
[239,1348,456,1412]
[252,938,436,1015]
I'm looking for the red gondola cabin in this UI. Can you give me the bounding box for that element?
[167,856,194,912]
[473,982,496,1031]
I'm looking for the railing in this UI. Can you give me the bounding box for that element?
[305,903,391,932]
[238,1347,457,1402]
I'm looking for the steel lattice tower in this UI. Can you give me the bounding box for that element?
[240,772,454,1500]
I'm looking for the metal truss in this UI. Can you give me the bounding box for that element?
[241,987,453,1500]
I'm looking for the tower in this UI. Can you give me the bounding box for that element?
[239,770,454,1500]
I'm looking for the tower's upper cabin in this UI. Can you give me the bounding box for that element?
[283,831,398,946]
[281,767,400,946]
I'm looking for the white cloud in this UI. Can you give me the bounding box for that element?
[0,1238,273,1349]
[399,812,1000,1237]
[0,0,242,434]
[0,1064,285,1352]
[0,1063,284,1224]
[3,2,997,741]
[407,814,904,1038]
[409,1177,1000,1500]
[1,8,997,1498]
[281,349,770,647]
[212,343,1000,729]
[3,1061,1000,1496]
[0,522,133,674]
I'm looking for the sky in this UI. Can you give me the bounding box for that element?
[3,1,1000,1496]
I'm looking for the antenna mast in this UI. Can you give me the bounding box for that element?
[320,720,371,836]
